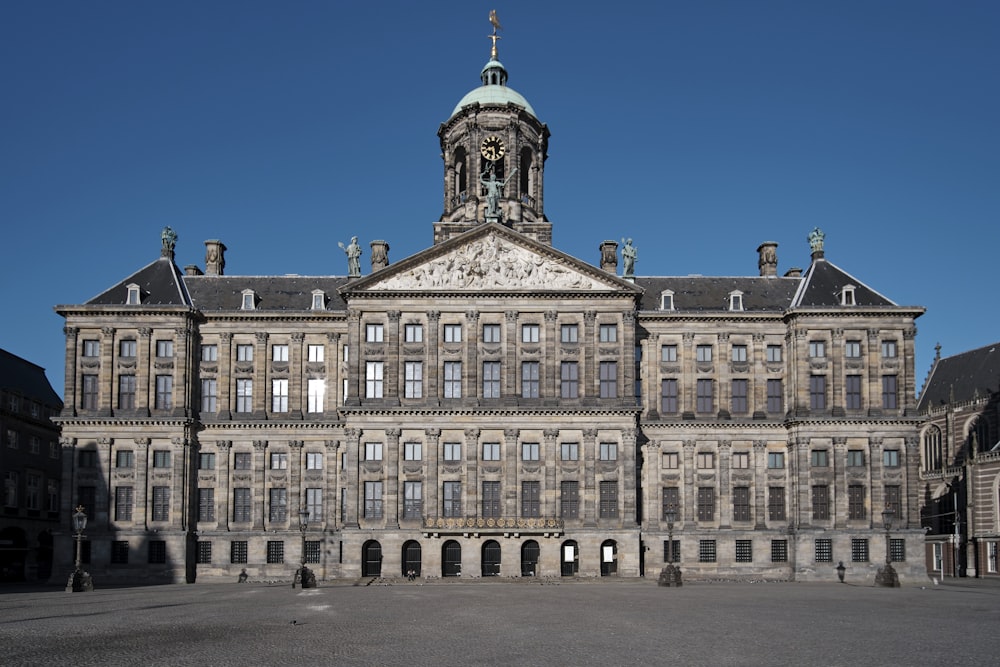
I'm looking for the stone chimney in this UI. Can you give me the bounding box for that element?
[370,240,389,272]
[204,240,227,276]
[757,242,778,277]
[184,265,203,276]
[784,267,803,278]
[600,240,618,273]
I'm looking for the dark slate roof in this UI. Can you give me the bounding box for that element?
[183,276,352,312]
[87,257,192,306]
[635,277,801,312]
[917,341,1000,410]
[791,258,895,308]
[0,348,62,408]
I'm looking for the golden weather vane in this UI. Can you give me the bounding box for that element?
[489,9,502,59]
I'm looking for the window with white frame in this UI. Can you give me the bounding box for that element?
[522,362,540,398]
[560,324,579,343]
[482,361,500,398]
[599,361,618,398]
[599,324,618,343]
[443,361,462,398]
[311,291,325,310]
[126,284,141,305]
[307,344,324,362]
[766,344,782,362]
[482,323,501,343]
[522,324,540,343]
[521,443,540,461]
[201,344,218,362]
[661,291,674,310]
[307,378,325,413]
[731,344,748,362]
[404,362,423,399]
[809,340,825,358]
[696,344,712,362]
[366,324,384,343]
[661,344,678,362]
[306,452,323,470]
[156,340,174,357]
[882,340,898,358]
[82,339,100,357]
[841,285,856,306]
[241,291,255,310]
[365,442,383,462]
[236,379,253,412]
[271,379,288,412]
[662,452,680,469]
[599,442,617,461]
[697,452,714,469]
[366,361,384,398]
[482,442,500,461]
[731,452,749,469]
[404,324,423,343]
[155,375,173,410]
[845,340,862,358]
[728,291,744,311]
[561,362,579,398]
[119,339,137,358]
[404,442,422,461]
[270,452,288,470]
[236,344,253,362]
[443,443,461,462]
[201,379,217,413]
[443,324,462,343]
[561,442,579,461]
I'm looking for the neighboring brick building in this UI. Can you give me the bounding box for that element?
[0,348,63,581]
[51,19,927,585]
[917,342,1000,578]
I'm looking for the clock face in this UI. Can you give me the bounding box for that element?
[480,135,506,161]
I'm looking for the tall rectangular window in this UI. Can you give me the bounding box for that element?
[482,361,500,398]
[365,324,384,343]
[443,362,462,398]
[365,362,384,398]
[809,375,826,410]
[522,362,540,398]
[697,487,715,522]
[81,374,98,410]
[696,379,713,413]
[364,481,383,519]
[766,379,783,413]
[236,344,253,362]
[696,345,712,362]
[599,481,618,518]
[521,481,540,517]
[269,488,287,522]
[599,361,618,398]
[662,487,680,520]
[560,481,579,518]
[114,486,134,521]
[403,482,422,518]
[152,486,170,521]
[812,485,830,520]
[482,323,501,343]
[196,541,212,564]
[233,488,252,522]
[661,379,678,414]
[733,486,751,522]
[404,324,423,343]
[561,324,579,343]
[521,324,540,343]
[661,344,678,362]
[731,379,748,414]
[889,538,906,563]
[561,362,579,398]
[236,379,253,412]
[443,481,461,517]
[306,488,323,522]
[307,344,325,362]
[884,484,902,519]
[118,374,136,410]
[155,375,173,410]
[882,375,898,409]
[404,362,424,399]
[482,481,501,518]
[768,487,786,521]
[443,324,462,343]
[307,378,325,412]
[201,379,218,413]
[198,488,215,522]
[599,324,617,343]
[561,442,579,461]
[845,375,862,410]
[848,485,866,520]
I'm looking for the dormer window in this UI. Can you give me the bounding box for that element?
[241,290,256,311]
[728,291,744,312]
[840,285,856,306]
[126,283,141,305]
[311,290,325,311]
[660,290,675,311]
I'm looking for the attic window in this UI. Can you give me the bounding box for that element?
[311,290,325,311]
[661,291,675,311]
[728,291,744,312]
[841,285,856,306]
[126,284,141,305]
[241,290,257,311]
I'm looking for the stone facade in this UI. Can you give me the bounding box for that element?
[51,21,928,585]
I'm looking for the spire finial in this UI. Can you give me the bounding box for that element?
[488,9,502,60]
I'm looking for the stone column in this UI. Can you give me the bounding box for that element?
[830,329,843,416]
[99,327,115,417]
[622,428,637,524]
[342,429,361,528]
[289,333,304,419]
[544,311,558,398]
[583,312,596,401]
[623,313,637,406]
[793,329,809,417]
[253,333,268,418]
[215,441,232,531]
[465,429,481,519]
[682,440,696,524]
[504,311,518,398]
[719,440,732,528]
[173,325,191,418]
[866,328,881,417]
[62,327,79,417]
[681,333,695,417]
[504,428,520,518]
[751,333,767,418]
[465,310,479,402]
[753,440,767,529]
[903,436,919,528]
[252,440,267,530]
[833,437,848,529]
[289,440,304,525]
[345,311,362,406]
[170,436,187,530]
[137,328,152,417]
[385,429,400,528]
[902,328,918,415]
[424,429,440,525]
[386,312,400,403]
[716,332,730,418]
[583,429,598,526]
[324,440,339,530]
[869,437,884,530]
[135,437,151,530]
[426,312,440,400]
[543,429,559,516]
[218,333,232,420]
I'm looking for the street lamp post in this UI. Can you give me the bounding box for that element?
[295,509,316,589]
[66,505,93,592]
[875,507,900,587]
[658,504,682,587]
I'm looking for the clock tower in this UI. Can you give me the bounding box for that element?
[435,13,551,245]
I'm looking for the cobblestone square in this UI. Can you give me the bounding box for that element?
[2,578,999,666]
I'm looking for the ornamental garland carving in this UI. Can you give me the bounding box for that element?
[372,235,596,290]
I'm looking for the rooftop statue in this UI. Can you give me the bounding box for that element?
[808,227,825,253]
[621,238,637,277]
[339,236,362,278]
[161,226,177,257]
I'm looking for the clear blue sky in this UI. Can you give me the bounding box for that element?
[2,1,998,398]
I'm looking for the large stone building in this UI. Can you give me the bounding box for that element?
[52,20,927,585]
[1,348,63,581]
[917,342,1000,578]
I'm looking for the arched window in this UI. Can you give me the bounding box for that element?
[519,147,533,205]
[560,539,579,577]
[600,539,618,576]
[454,147,467,201]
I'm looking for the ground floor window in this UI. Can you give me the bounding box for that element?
[305,541,321,564]
[815,539,832,562]
[267,541,284,564]
[111,540,129,564]
[231,541,248,564]
[196,541,212,564]
[851,538,868,563]
[771,539,787,562]
[699,540,717,563]
[663,540,680,563]
[735,539,752,563]
[987,542,998,573]
[148,540,166,564]
[932,542,943,572]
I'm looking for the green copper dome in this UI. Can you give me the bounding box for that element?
[449,58,537,119]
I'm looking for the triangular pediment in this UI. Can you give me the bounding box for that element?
[345,223,639,294]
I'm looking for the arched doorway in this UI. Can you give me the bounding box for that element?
[521,540,540,577]
[600,539,618,576]
[561,540,579,577]
[402,540,422,578]
[482,540,501,576]
[361,540,382,577]
[442,540,462,577]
